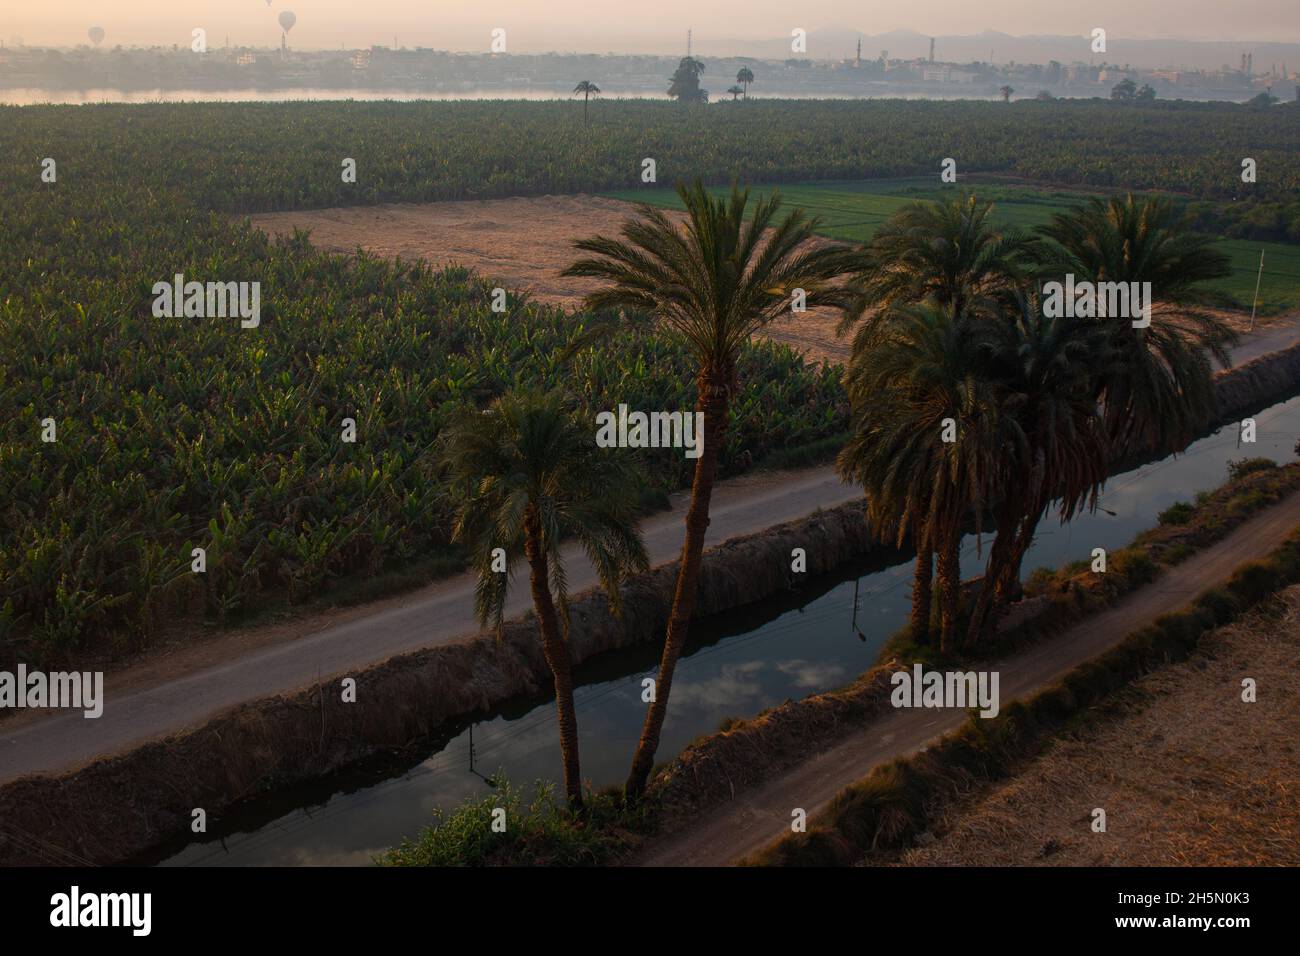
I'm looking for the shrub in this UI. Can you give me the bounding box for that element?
[1226,457,1277,482]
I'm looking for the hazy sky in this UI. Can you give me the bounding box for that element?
[8,1,1300,51]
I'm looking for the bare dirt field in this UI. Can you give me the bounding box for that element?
[248,194,1293,370]
[247,194,850,366]
[893,585,1300,867]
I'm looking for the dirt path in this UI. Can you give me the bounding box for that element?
[0,464,860,785]
[894,587,1300,866]
[633,487,1300,866]
[5,317,1297,786]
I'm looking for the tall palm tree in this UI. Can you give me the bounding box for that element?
[573,80,601,124]
[736,66,754,98]
[979,196,1239,607]
[842,194,1038,350]
[439,388,649,810]
[563,180,858,800]
[963,292,1111,643]
[838,302,1013,653]
[1036,194,1236,458]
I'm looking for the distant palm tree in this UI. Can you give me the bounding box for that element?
[1000,85,1014,102]
[563,180,858,800]
[727,85,744,100]
[439,388,649,810]
[736,66,754,98]
[573,80,601,124]
[668,56,708,103]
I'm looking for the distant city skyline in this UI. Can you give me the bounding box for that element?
[8,1,1300,53]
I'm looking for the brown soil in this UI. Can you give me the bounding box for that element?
[894,586,1300,867]
[247,194,1293,370]
[247,194,851,366]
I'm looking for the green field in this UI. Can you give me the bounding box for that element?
[4,100,1299,661]
[605,179,1300,315]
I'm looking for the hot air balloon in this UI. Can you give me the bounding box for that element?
[278,11,296,33]
[88,26,105,47]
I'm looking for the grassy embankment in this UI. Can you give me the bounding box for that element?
[750,474,1300,865]
[378,458,1300,866]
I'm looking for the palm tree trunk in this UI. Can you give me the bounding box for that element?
[583,94,589,124]
[965,503,1021,646]
[625,372,730,802]
[994,505,1044,608]
[524,512,583,811]
[935,530,961,655]
[910,543,933,644]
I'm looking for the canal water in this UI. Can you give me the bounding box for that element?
[153,394,1300,866]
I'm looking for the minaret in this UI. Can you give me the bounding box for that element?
[687,29,692,58]
[929,37,935,62]
[856,37,861,68]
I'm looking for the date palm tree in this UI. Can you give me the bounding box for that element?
[838,301,1014,653]
[439,388,649,810]
[964,292,1111,643]
[1036,194,1236,458]
[736,66,754,98]
[563,180,858,800]
[980,196,1238,607]
[573,80,601,124]
[841,194,1039,359]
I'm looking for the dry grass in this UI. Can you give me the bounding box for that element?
[893,586,1300,867]
[249,194,850,368]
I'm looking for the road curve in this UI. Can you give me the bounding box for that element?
[634,486,1300,866]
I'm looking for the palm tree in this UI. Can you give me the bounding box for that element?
[726,85,744,101]
[838,302,1012,653]
[1035,194,1235,459]
[977,196,1238,608]
[842,194,1038,350]
[439,388,649,810]
[1000,85,1014,102]
[963,292,1111,644]
[563,180,858,800]
[668,56,707,103]
[736,66,754,98]
[573,80,600,124]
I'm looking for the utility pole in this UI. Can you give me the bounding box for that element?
[1249,249,1265,331]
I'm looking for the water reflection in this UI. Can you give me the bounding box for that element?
[154,396,1300,866]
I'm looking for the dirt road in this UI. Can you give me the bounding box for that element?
[0,466,860,784]
[6,317,1299,787]
[634,487,1300,866]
